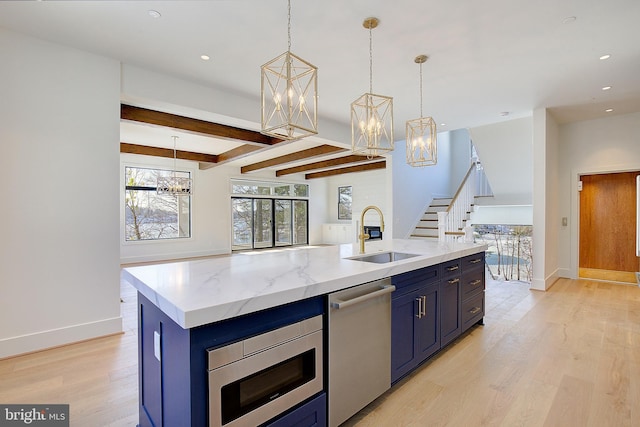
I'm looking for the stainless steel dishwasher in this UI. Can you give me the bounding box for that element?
[328,278,395,427]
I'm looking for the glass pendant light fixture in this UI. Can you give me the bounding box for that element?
[157,136,193,196]
[406,54,437,166]
[351,17,394,157]
[261,0,318,140]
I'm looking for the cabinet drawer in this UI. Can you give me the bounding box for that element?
[441,259,462,279]
[461,252,484,272]
[392,265,439,295]
[461,291,484,331]
[461,271,484,299]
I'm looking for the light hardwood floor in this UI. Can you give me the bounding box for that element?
[1,276,639,426]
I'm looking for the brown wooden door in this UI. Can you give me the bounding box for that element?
[579,172,639,272]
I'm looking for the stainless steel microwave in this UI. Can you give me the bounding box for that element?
[207,315,323,427]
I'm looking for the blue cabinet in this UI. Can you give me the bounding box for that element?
[391,267,440,383]
[137,293,325,427]
[440,258,462,347]
[264,393,326,427]
[391,253,485,384]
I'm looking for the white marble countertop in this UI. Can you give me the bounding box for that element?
[121,239,487,329]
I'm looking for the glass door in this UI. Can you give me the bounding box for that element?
[253,199,273,249]
[275,200,292,247]
[232,197,308,251]
[232,198,253,251]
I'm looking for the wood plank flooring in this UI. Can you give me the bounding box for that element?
[1,276,639,426]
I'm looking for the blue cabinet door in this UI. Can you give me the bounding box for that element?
[440,276,461,347]
[391,288,422,383]
[415,282,440,362]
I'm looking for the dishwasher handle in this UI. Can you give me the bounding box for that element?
[330,284,396,309]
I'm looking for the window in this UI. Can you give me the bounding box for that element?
[125,166,191,241]
[338,186,352,220]
[231,179,309,251]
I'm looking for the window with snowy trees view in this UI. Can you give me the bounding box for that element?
[125,166,191,241]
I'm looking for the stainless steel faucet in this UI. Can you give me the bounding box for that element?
[359,205,385,254]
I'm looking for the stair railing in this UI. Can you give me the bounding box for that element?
[438,162,478,242]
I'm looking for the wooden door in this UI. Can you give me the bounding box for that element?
[579,172,639,272]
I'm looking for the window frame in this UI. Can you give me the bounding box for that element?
[123,165,193,243]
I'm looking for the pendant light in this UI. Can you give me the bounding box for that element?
[406,54,437,166]
[157,136,193,196]
[351,17,394,157]
[261,0,318,141]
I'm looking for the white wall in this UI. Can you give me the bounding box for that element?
[391,132,452,238]
[557,111,640,279]
[325,168,392,243]
[120,155,329,262]
[531,109,560,291]
[449,129,473,195]
[469,117,533,205]
[0,29,122,357]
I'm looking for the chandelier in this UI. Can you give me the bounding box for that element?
[261,0,318,140]
[156,136,192,196]
[406,54,437,166]
[351,17,394,157]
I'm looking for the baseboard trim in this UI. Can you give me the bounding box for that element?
[0,316,123,359]
[531,268,560,291]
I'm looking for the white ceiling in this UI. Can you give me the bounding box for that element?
[2,0,640,165]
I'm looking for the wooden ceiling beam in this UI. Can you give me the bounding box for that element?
[120,104,283,146]
[120,143,218,163]
[241,145,346,173]
[276,154,382,177]
[305,160,386,179]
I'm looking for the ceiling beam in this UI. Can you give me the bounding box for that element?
[276,154,382,177]
[241,145,346,173]
[120,104,283,146]
[305,160,386,179]
[120,143,218,163]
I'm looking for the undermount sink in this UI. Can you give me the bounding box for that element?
[347,251,420,264]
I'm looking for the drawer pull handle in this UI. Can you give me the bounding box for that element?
[469,259,482,264]
[469,307,481,314]
[415,296,427,318]
[446,265,459,271]
[469,279,482,286]
[448,278,460,284]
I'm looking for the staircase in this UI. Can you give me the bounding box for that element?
[410,161,489,242]
[410,197,473,241]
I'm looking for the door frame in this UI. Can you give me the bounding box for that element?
[571,164,640,279]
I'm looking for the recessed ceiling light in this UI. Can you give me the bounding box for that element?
[148,10,161,19]
[440,123,446,127]
[562,16,577,24]
[605,108,614,113]
[200,55,210,61]
[599,54,611,60]
[602,86,611,91]
[500,111,509,117]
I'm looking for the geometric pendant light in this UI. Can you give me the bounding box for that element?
[406,54,437,166]
[156,136,193,196]
[261,0,318,141]
[351,17,394,157]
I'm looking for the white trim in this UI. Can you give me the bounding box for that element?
[530,268,559,291]
[0,317,123,359]
[121,248,230,265]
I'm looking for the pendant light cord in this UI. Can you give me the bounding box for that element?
[172,136,178,178]
[419,61,424,118]
[369,25,373,93]
[287,0,291,52]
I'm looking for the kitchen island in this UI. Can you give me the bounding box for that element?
[123,239,487,427]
